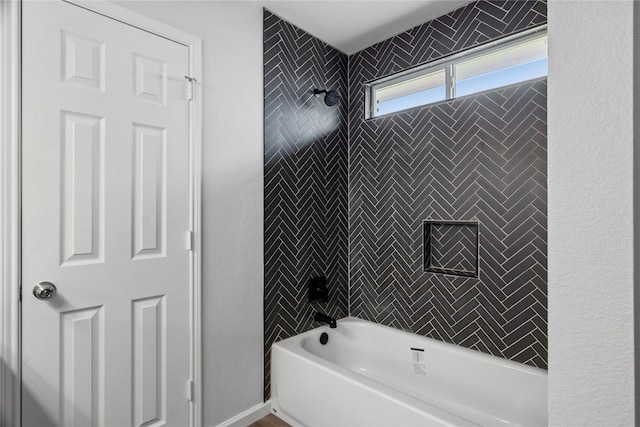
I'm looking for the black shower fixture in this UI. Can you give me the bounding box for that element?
[313,88,340,107]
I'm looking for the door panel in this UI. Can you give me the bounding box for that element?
[132,295,166,426]
[132,123,166,259]
[60,306,104,427]
[61,111,105,265]
[22,2,192,426]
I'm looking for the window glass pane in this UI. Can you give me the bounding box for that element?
[365,29,547,119]
[374,69,446,116]
[455,35,547,97]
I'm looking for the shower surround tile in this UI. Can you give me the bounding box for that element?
[348,0,547,369]
[264,0,548,402]
[263,10,349,399]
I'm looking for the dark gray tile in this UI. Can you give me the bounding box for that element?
[263,9,348,399]
[348,0,547,369]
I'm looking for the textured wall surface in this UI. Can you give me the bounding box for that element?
[348,0,548,368]
[263,10,349,399]
[548,2,636,425]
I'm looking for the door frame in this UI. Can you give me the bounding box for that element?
[0,1,203,426]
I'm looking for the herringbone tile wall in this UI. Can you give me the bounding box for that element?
[348,1,547,368]
[264,0,548,400]
[263,10,349,399]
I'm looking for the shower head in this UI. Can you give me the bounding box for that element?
[313,89,340,107]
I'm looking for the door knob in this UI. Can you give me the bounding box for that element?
[33,282,57,299]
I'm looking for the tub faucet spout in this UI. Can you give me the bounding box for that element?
[314,312,336,328]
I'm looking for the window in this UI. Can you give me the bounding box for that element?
[366,26,547,119]
[374,69,446,117]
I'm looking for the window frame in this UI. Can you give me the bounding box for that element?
[365,24,547,120]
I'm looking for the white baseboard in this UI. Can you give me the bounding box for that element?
[214,401,272,427]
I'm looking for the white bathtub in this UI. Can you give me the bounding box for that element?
[271,317,547,427]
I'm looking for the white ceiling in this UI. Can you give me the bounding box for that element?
[259,0,473,55]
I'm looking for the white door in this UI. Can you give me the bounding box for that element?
[22,2,193,426]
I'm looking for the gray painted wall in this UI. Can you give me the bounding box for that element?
[548,1,636,425]
[114,2,265,425]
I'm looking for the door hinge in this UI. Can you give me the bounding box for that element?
[19,285,22,302]
[187,230,194,251]
[185,76,197,101]
[187,380,194,402]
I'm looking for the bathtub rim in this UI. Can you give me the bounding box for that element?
[276,316,547,379]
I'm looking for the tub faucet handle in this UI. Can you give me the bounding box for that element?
[308,276,329,303]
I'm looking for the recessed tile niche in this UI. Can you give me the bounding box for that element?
[423,221,479,278]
